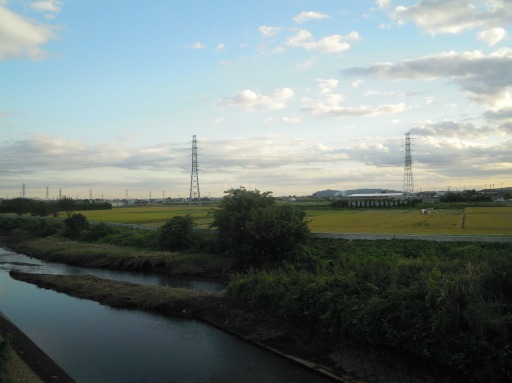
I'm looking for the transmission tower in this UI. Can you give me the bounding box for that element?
[402,133,414,196]
[21,183,26,198]
[189,135,201,205]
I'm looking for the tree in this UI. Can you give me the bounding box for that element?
[158,215,195,251]
[58,196,77,218]
[210,187,310,263]
[63,213,89,238]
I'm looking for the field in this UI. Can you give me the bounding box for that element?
[75,204,512,236]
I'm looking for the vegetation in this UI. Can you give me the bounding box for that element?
[1,191,512,382]
[229,239,512,382]
[210,188,310,264]
[440,190,492,203]
[0,197,111,217]
[158,215,196,251]
[0,335,12,383]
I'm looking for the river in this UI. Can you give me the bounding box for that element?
[0,247,335,383]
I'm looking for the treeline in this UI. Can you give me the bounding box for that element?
[0,197,112,216]
[440,190,491,203]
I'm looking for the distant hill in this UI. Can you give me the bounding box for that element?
[313,188,401,198]
[312,189,342,198]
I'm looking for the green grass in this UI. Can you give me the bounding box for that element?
[73,205,216,228]
[72,203,512,236]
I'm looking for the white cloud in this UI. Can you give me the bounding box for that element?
[293,11,330,24]
[477,27,506,46]
[286,29,360,53]
[258,25,282,37]
[216,42,225,53]
[0,5,56,59]
[302,95,407,118]
[387,0,512,34]
[190,41,205,49]
[219,88,295,111]
[344,49,512,107]
[318,78,339,94]
[30,0,62,13]
[282,116,301,124]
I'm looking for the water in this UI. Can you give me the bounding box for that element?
[0,251,225,293]
[0,248,333,383]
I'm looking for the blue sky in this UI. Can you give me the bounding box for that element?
[1,0,511,199]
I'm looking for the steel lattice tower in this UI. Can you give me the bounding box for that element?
[403,133,414,196]
[189,135,201,205]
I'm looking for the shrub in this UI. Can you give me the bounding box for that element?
[63,213,89,239]
[158,215,195,251]
[82,223,113,242]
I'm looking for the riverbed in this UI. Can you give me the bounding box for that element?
[0,247,334,383]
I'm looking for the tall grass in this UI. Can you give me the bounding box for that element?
[229,239,512,382]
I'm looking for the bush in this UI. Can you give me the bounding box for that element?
[63,213,89,239]
[82,223,113,242]
[158,215,195,251]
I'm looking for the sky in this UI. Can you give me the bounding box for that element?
[1,0,511,199]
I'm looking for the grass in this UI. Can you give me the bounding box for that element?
[73,205,215,228]
[72,204,512,236]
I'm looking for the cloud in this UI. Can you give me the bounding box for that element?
[216,42,225,53]
[258,25,282,37]
[293,11,330,24]
[343,49,512,107]
[2,133,510,196]
[302,79,406,118]
[30,0,63,19]
[318,78,339,94]
[282,116,301,124]
[477,27,506,46]
[190,41,205,49]
[386,0,512,34]
[409,120,496,138]
[219,88,295,111]
[0,5,57,59]
[286,29,360,53]
[484,107,512,132]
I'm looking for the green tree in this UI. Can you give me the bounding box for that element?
[158,215,195,251]
[63,213,89,238]
[210,187,310,263]
[58,196,76,218]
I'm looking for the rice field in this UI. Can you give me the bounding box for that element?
[76,205,512,235]
[463,207,512,234]
[307,209,465,235]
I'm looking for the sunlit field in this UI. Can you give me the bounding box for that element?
[75,205,215,229]
[463,207,512,234]
[76,204,512,235]
[307,209,464,234]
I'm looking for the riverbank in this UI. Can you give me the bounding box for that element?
[1,235,487,382]
[9,271,355,383]
[0,310,76,383]
[7,236,235,279]
[10,270,460,383]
